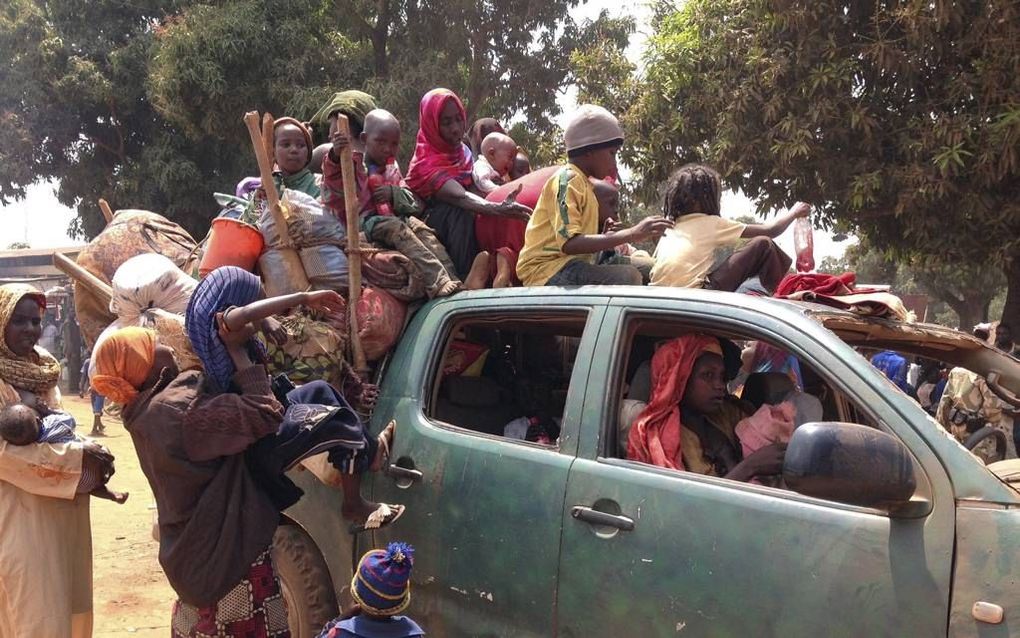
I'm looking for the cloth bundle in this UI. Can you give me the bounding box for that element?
[359,245,427,302]
[75,210,199,347]
[776,273,912,322]
[260,312,349,390]
[91,253,202,376]
[356,287,406,361]
[259,189,348,293]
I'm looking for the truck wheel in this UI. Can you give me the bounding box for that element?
[964,426,1007,464]
[272,524,339,638]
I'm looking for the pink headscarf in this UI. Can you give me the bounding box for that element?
[405,88,474,200]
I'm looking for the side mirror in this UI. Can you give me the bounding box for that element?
[783,422,917,511]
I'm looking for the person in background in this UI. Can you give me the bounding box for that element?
[516,104,671,286]
[79,352,106,435]
[38,314,60,356]
[870,350,914,395]
[509,151,532,181]
[317,542,424,638]
[467,117,504,157]
[650,164,810,294]
[0,283,113,638]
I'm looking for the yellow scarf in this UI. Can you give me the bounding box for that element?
[0,284,62,394]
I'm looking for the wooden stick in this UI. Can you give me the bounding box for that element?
[98,199,114,224]
[335,114,368,374]
[53,252,112,308]
[243,111,291,247]
[262,113,276,171]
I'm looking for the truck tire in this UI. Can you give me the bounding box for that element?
[964,426,1007,464]
[272,524,339,638]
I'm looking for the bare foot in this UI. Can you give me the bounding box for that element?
[436,279,462,297]
[371,420,396,472]
[464,252,491,290]
[493,251,513,288]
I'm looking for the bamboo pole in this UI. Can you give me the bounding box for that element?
[98,199,114,224]
[334,114,368,374]
[243,111,292,247]
[53,252,112,308]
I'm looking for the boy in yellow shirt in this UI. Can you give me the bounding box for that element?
[516,105,671,286]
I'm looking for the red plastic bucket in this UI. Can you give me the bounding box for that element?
[199,217,265,277]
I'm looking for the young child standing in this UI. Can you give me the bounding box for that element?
[331,109,481,297]
[317,542,424,638]
[471,132,518,195]
[650,164,810,293]
[516,105,671,286]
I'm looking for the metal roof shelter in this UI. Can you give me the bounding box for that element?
[0,246,81,281]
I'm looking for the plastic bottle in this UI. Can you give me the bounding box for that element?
[367,158,400,216]
[793,216,815,272]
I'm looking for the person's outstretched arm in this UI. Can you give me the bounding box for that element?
[221,290,345,332]
[741,202,811,239]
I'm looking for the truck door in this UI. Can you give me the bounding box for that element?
[556,299,956,637]
[370,298,607,637]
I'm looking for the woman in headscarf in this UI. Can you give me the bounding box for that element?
[93,325,294,638]
[0,283,114,638]
[626,334,785,481]
[405,88,532,279]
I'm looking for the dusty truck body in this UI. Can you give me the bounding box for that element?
[277,286,1020,638]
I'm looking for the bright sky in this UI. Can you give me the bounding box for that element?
[0,0,853,260]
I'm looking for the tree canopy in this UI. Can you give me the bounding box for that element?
[630,0,1020,330]
[0,0,626,240]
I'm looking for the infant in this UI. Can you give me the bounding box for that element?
[472,132,518,194]
[0,403,128,503]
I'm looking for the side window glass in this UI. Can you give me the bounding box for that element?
[425,311,588,447]
[610,317,923,508]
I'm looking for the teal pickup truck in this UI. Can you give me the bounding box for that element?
[273,287,1020,638]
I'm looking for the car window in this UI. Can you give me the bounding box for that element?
[424,310,589,447]
[607,316,903,492]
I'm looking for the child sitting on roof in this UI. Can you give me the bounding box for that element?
[471,132,518,195]
[317,542,424,638]
[0,403,128,503]
[332,109,483,297]
[314,90,378,218]
[516,104,672,287]
[273,117,321,197]
[650,164,810,294]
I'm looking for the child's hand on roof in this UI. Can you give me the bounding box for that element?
[301,290,345,314]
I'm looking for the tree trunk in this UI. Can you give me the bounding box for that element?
[1001,250,1020,334]
[371,0,391,78]
[946,293,989,332]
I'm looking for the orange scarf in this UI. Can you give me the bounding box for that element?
[91,327,157,405]
[626,335,722,470]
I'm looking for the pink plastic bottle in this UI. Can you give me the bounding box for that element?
[368,158,400,216]
[793,217,815,272]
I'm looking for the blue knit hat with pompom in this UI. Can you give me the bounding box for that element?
[351,542,414,616]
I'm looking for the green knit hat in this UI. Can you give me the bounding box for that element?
[310,90,378,133]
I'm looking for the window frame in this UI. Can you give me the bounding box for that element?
[419,306,597,454]
[592,306,934,516]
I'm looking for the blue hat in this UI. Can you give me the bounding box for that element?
[351,542,414,616]
[185,266,266,392]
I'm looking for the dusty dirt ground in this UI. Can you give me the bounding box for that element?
[63,395,176,636]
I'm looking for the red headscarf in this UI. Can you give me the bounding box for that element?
[405,88,474,200]
[626,334,722,470]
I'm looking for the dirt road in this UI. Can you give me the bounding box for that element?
[63,395,175,636]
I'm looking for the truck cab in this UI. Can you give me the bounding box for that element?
[281,287,1020,637]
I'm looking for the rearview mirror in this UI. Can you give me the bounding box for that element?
[783,422,917,511]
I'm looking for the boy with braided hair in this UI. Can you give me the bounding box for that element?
[650,164,810,294]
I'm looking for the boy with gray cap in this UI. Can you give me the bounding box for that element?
[516,105,671,286]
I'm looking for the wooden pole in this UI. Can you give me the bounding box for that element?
[261,113,276,172]
[243,111,292,247]
[53,252,112,308]
[334,114,368,374]
[98,199,114,224]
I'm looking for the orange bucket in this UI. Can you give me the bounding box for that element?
[199,217,265,277]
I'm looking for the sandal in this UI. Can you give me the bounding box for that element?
[370,421,396,472]
[348,503,406,535]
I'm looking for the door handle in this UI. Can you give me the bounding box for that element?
[571,506,635,531]
[386,464,423,483]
